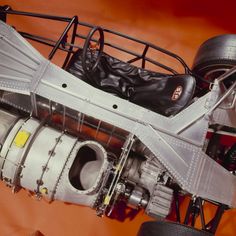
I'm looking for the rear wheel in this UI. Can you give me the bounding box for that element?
[137,221,213,236]
[192,34,236,94]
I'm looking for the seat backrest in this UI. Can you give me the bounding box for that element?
[66,49,196,116]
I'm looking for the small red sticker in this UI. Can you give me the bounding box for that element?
[171,86,183,101]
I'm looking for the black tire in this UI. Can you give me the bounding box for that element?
[137,221,213,236]
[192,34,236,82]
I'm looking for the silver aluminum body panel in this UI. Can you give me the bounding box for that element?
[0,20,236,207]
[0,20,43,94]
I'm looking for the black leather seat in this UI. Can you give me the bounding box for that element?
[66,50,196,116]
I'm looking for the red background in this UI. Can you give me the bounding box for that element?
[0,0,236,235]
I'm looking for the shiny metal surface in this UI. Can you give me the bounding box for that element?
[0,20,235,208]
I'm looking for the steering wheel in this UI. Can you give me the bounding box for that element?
[82,26,104,74]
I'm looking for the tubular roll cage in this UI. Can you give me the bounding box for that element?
[0,5,191,75]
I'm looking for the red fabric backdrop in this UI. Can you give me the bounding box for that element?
[0,0,236,235]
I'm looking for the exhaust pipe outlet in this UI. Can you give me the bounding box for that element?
[80,143,106,190]
[69,141,107,191]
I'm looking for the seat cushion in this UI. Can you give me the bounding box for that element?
[66,49,196,116]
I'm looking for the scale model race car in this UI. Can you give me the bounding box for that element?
[0,5,235,236]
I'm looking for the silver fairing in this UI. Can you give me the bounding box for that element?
[0,20,235,209]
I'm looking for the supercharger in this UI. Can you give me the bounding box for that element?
[0,19,236,219]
